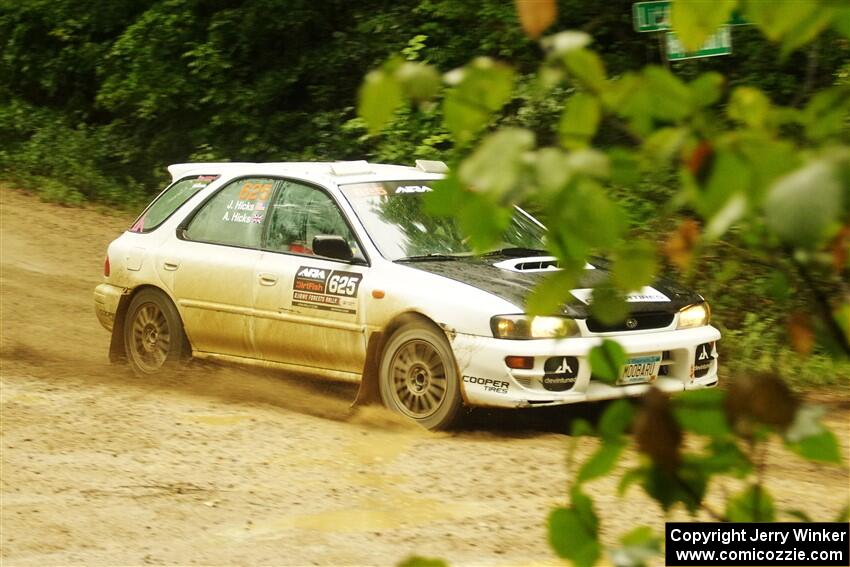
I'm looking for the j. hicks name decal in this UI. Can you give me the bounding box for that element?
[292,266,362,314]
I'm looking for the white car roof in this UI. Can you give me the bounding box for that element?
[167,161,445,186]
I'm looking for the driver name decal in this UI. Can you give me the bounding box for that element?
[292,266,362,314]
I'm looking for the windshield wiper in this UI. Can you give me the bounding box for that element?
[395,253,472,262]
[482,247,549,257]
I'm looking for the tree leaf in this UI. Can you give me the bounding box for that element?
[802,86,850,141]
[397,557,448,567]
[788,312,815,355]
[779,7,836,57]
[589,339,626,383]
[689,72,724,108]
[784,404,843,464]
[590,284,629,326]
[458,127,535,198]
[395,62,440,102]
[515,0,557,40]
[577,440,626,483]
[764,158,844,249]
[618,467,645,497]
[559,92,601,148]
[357,69,403,134]
[744,0,820,42]
[696,439,752,477]
[700,150,751,221]
[612,239,658,293]
[535,147,571,192]
[548,506,600,567]
[833,7,850,40]
[726,484,776,522]
[787,430,843,464]
[671,0,736,52]
[673,389,731,438]
[541,31,592,56]
[644,66,693,121]
[526,269,580,315]
[566,179,627,248]
[728,86,771,129]
[563,48,607,92]
[663,219,700,271]
[610,526,662,567]
[442,57,515,145]
[642,461,707,514]
[599,399,635,441]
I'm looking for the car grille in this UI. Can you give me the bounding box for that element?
[586,312,675,333]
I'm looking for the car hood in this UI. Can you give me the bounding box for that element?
[399,255,702,318]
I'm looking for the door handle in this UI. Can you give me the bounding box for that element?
[163,260,179,271]
[258,273,278,286]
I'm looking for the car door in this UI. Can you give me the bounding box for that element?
[253,179,368,375]
[166,176,278,358]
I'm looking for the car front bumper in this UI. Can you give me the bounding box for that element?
[451,325,721,408]
[94,283,128,331]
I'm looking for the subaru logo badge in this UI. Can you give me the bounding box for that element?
[626,318,638,329]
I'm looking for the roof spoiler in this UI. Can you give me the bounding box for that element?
[330,161,373,176]
[166,162,253,182]
[415,159,448,173]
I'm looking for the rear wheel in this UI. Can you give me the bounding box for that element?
[378,320,463,430]
[124,289,189,375]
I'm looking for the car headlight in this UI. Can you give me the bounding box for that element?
[490,315,579,339]
[678,302,711,329]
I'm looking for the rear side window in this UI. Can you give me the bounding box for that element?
[129,175,219,233]
[184,177,277,248]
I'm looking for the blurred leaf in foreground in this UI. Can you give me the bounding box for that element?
[515,0,556,40]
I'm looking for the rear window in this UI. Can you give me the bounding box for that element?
[129,175,219,233]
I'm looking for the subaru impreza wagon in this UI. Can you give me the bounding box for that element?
[94,160,720,429]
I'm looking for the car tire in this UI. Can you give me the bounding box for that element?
[123,288,190,376]
[378,319,463,430]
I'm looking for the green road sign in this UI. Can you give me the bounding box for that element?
[633,1,671,32]
[633,2,750,32]
[666,26,732,61]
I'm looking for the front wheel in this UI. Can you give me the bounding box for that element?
[123,289,189,376]
[378,320,463,430]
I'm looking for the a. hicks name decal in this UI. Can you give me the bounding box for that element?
[292,266,362,314]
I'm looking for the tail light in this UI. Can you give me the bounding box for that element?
[104,255,110,277]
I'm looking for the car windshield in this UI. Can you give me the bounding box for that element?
[340,180,547,261]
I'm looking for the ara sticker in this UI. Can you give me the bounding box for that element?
[292,266,362,314]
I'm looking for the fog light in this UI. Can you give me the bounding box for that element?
[505,356,534,370]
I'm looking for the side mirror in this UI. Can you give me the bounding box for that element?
[312,235,353,262]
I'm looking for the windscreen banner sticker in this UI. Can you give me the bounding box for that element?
[340,181,434,198]
[191,174,220,189]
[292,266,362,314]
[570,286,670,305]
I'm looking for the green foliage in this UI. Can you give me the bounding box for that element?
[397,556,449,567]
[549,490,601,567]
[442,58,515,145]
[671,1,736,52]
[610,527,661,567]
[358,70,404,134]
[726,485,776,522]
[588,340,627,383]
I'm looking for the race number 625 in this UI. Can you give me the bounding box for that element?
[327,274,359,296]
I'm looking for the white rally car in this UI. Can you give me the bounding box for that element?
[94,160,720,429]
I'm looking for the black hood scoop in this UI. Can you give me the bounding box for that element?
[400,255,702,318]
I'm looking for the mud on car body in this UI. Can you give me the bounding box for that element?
[94,160,720,429]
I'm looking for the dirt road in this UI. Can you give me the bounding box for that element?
[1,187,848,566]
